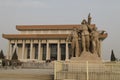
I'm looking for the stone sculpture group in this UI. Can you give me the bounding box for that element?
[67,14,104,58]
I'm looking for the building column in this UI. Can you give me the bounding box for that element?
[46,41,50,60]
[8,40,12,59]
[38,40,42,61]
[30,40,33,59]
[22,40,25,59]
[65,42,69,61]
[57,41,61,61]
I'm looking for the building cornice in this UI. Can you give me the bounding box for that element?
[2,34,68,40]
[16,24,96,31]
[2,33,108,40]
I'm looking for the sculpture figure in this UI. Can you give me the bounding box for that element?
[90,27,100,57]
[67,27,80,57]
[80,19,90,52]
[67,14,107,59]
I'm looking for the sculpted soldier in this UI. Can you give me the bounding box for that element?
[90,27,100,57]
[67,27,80,57]
[80,19,90,52]
[66,14,107,60]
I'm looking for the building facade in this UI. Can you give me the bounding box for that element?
[2,24,107,62]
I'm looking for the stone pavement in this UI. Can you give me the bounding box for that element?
[0,68,54,80]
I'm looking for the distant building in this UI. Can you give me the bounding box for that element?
[2,24,107,62]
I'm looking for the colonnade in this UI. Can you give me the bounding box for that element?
[7,40,70,61]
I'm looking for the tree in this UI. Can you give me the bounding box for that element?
[0,50,4,59]
[110,50,116,61]
[11,49,18,60]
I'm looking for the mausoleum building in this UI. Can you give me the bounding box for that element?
[2,24,107,62]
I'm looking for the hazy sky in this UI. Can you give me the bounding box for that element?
[0,0,120,60]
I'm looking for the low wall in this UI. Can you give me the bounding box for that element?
[55,61,120,80]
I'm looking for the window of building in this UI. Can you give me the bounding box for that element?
[61,44,66,60]
[26,44,30,59]
[50,44,57,60]
[34,44,38,59]
[42,44,46,60]
[68,44,72,59]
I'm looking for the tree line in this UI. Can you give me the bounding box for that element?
[0,49,18,60]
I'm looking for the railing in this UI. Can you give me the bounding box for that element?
[54,61,120,80]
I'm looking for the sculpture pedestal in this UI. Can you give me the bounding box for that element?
[70,51,102,63]
[68,52,104,72]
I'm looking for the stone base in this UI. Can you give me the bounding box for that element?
[70,51,102,63]
[68,52,104,71]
